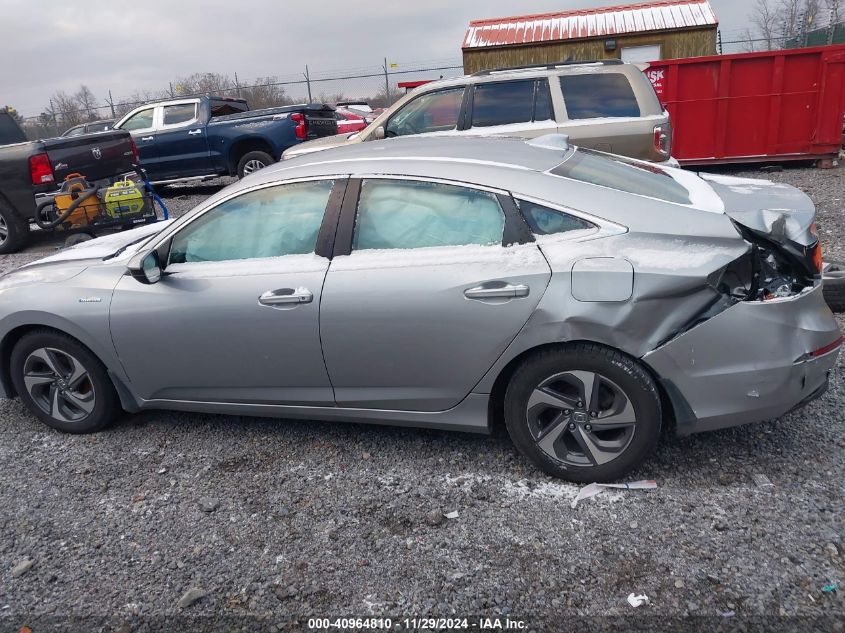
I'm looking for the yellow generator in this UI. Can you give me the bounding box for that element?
[104,177,147,218]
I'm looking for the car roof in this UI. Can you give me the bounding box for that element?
[265,135,567,178]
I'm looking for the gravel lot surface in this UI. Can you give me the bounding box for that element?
[0,167,843,632]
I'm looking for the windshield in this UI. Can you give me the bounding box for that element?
[551,149,691,205]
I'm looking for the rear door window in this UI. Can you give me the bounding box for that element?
[162,103,197,126]
[471,79,554,127]
[559,74,640,119]
[353,179,505,250]
[471,80,534,127]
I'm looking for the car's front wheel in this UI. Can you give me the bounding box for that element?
[10,330,121,433]
[505,343,661,483]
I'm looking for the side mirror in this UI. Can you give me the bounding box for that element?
[374,125,385,140]
[128,250,162,284]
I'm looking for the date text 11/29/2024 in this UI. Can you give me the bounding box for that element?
[306,617,528,630]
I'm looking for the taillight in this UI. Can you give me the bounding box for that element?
[130,137,140,164]
[28,153,55,185]
[653,123,671,157]
[811,241,823,274]
[292,113,307,140]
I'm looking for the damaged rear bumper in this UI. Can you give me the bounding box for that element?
[642,283,841,435]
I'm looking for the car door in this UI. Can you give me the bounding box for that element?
[462,78,557,139]
[154,101,213,178]
[320,177,552,412]
[116,106,158,173]
[110,177,345,405]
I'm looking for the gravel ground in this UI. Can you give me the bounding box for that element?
[0,167,843,632]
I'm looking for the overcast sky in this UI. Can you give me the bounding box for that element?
[1,0,751,118]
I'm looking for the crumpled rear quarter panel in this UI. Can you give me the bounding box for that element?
[642,283,840,433]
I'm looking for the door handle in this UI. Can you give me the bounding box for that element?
[140,136,154,142]
[188,129,202,135]
[258,287,313,306]
[464,284,530,299]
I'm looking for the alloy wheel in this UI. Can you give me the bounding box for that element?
[242,159,267,175]
[525,370,637,467]
[22,347,96,423]
[0,214,7,244]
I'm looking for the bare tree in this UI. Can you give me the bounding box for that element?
[75,85,99,120]
[751,0,780,49]
[317,91,347,105]
[173,72,235,97]
[240,77,295,109]
[113,88,170,117]
[50,90,83,128]
[747,0,833,48]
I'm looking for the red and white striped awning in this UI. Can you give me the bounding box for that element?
[463,0,718,49]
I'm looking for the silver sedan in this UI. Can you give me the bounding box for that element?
[0,135,841,482]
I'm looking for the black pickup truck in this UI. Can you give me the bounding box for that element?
[0,110,137,253]
[112,96,338,181]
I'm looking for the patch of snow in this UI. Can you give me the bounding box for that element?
[329,242,546,272]
[465,120,557,135]
[504,479,580,500]
[619,237,736,271]
[699,173,773,186]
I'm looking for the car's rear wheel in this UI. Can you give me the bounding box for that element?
[504,343,661,483]
[10,330,121,433]
[236,151,274,179]
[0,198,30,255]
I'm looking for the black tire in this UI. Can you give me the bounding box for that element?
[823,267,845,313]
[236,151,274,179]
[504,343,662,483]
[10,330,122,434]
[0,198,30,255]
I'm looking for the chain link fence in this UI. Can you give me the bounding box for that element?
[16,28,845,139]
[18,58,465,139]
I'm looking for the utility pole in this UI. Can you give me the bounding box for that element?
[49,98,58,136]
[107,90,116,117]
[234,72,242,98]
[169,82,175,98]
[383,57,390,103]
[304,66,312,103]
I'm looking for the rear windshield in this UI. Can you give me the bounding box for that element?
[560,73,640,119]
[551,150,691,205]
[210,100,248,117]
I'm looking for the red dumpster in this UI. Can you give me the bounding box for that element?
[645,45,845,166]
